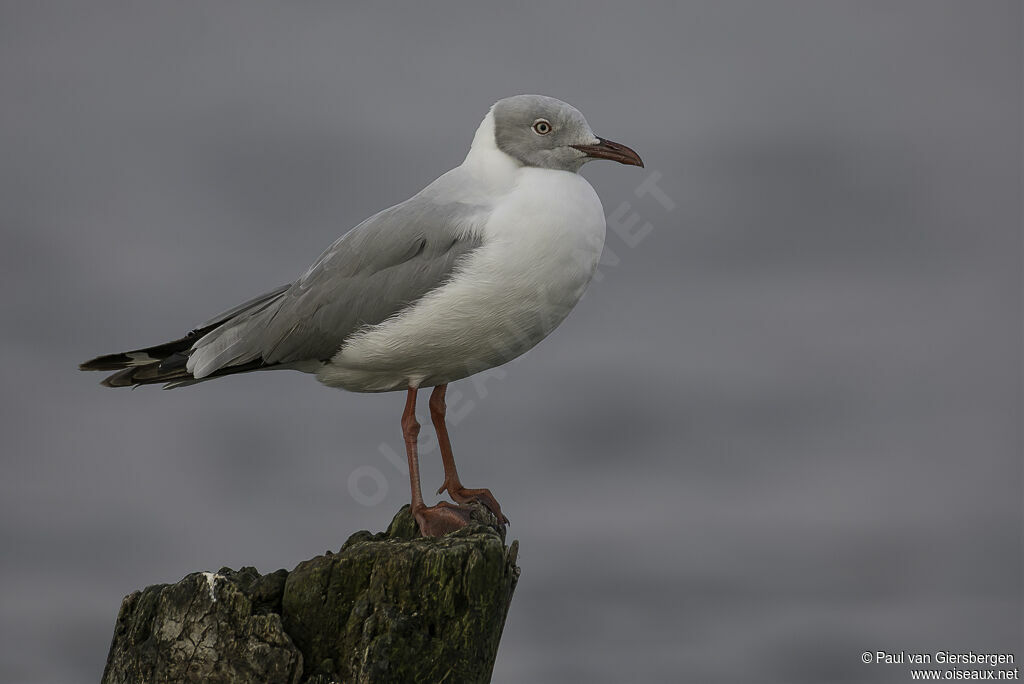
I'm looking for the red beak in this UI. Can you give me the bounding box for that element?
[571,137,644,167]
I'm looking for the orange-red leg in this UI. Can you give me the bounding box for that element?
[401,387,473,536]
[430,384,508,524]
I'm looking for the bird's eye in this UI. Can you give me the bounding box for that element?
[532,119,552,135]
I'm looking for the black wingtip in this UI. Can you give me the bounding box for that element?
[99,367,137,387]
[80,353,134,372]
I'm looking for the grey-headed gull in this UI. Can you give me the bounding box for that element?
[81,94,643,536]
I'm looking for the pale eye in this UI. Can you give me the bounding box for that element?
[532,119,552,135]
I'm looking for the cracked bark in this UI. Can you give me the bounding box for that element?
[102,504,519,684]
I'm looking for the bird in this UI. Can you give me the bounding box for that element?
[80,94,643,536]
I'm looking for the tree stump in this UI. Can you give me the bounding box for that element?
[102,504,519,684]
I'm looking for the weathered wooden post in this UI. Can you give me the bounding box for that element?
[102,504,519,684]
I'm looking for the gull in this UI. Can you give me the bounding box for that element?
[81,95,643,536]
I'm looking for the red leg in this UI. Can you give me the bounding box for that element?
[401,387,473,536]
[430,384,508,524]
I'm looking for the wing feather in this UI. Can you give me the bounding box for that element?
[188,194,485,378]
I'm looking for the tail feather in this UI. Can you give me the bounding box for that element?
[80,284,290,388]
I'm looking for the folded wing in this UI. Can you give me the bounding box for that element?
[83,194,485,388]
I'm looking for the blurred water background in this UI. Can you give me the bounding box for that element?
[1,2,1020,682]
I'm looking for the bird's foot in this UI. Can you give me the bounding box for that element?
[412,501,475,537]
[437,482,509,525]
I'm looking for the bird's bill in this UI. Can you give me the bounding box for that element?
[571,137,644,167]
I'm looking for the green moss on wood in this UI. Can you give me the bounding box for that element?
[102,505,519,684]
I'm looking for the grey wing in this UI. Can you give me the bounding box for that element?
[188,196,485,378]
[199,283,292,329]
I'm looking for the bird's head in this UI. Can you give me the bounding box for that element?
[490,94,643,172]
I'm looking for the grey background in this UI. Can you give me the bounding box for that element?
[2,2,1020,682]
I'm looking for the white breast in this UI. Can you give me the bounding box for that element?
[318,167,606,392]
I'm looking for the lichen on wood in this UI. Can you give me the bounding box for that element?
[102,504,519,684]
